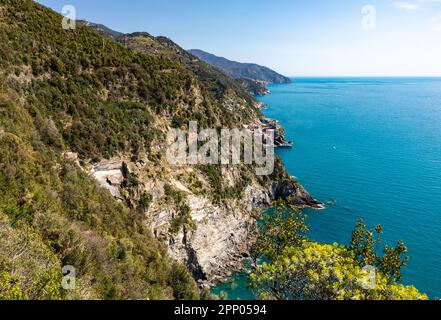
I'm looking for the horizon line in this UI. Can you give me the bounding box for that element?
[285,75,441,78]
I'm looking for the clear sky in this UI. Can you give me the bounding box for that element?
[37,0,441,77]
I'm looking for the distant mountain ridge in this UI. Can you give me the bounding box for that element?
[188,49,291,84]
[77,21,261,100]
[75,21,289,95]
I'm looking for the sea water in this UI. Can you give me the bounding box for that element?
[212,77,441,299]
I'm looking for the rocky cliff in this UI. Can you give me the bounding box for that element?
[81,152,322,286]
[82,29,322,285]
[0,0,321,298]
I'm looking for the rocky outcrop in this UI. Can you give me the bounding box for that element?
[63,151,327,293]
[86,156,322,286]
[271,179,324,209]
[267,157,324,209]
[167,203,255,285]
[147,183,271,286]
[90,161,130,199]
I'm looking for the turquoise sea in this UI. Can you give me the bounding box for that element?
[212,77,441,299]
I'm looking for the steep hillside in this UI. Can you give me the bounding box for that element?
[0,0,320,299]
[188,49,291,84]
[82,23,270,100]
[0,0,200,300]
[119,33,260,106]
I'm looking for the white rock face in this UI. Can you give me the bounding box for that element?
[91,161,126,199]
[243,185,272,212]
[166,197,257,284]
[164,183,271,284]
[187,195,218,222]
[64,151,78,161]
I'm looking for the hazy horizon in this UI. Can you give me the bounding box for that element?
[37,0,441,77]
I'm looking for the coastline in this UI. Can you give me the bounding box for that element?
[210,82,324,292]
[258,82,324,210]
[242,77,440,298]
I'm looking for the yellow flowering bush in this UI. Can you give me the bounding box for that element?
[250,241,428,300]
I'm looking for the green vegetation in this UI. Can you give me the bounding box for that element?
[197,164,253,204]
[164,184,195,234]
[0,214,63,300]
[249,205,427,300]
[0,0,265,300]
[0,0,212,300]
[178,172,205,196]
[188,49,292,84]
[0,89,199,299]
[0,0,259,161]
[197,165,223,203]
[0,0,427,301]
[138,192,153,211]
[121,33,259,109]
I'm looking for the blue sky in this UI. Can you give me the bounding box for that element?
[37,0,441,76]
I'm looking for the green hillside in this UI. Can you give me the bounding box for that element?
[0,0,244,299]
[188,49,291,84]
[0,0,428,301]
